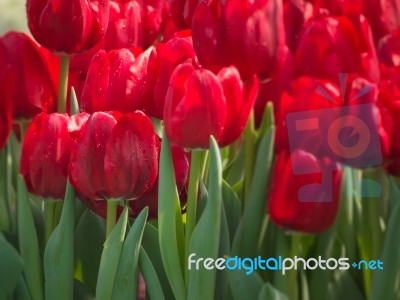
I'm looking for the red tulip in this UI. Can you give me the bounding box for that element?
[283,0,312,53]
[313,0,400,44]
[69,111,160,201]
[0,32,59,120]
[191,0,285,79]
[141,0,172,48]
[141,30,196,119]
[268,150,342,233]
[68,1,176,106]
[217,67,259,146]
[294,16,379,83]
[26,0,110,54]
[254,46,294,127]
[104,0,142,50]
[80,48,150,113]
[164,63,258,148]
[164,63,226,148]
[67,0,142,101]
[378,30,400,68]
[377,62,400,175]
[104,0,171,49]
[275,76,390,166]
[79,143,189,219]
[129,144,189,217]
[0,62,14,149]
[20,112,89,200]
[171,0,200,29]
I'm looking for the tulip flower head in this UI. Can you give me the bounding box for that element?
[192,0,285,79]
[69,111,160,201]
[164,63,258,149]
[80,48,150,113]
[26,0,110,54]
[0,32,59,120]
[20,112,89,200]
[79,143,189,218]
[268,150,342,233]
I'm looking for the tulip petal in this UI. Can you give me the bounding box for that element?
[69,112,119,200]
[104,111,160,199]
[164,63,227,148]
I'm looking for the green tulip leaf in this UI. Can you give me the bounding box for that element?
[258,282,289,300]
[112,207,148,299]
[17,175,44,300]
[44,180,76,300]
[73,280,95,300]
[74,209,105,294]
[0,233,24,298]
[0,148,11,231]
[232,125,275,258]
[187,136,223,300]
[95,206,129,300]
[142,223,174,300]
[13,275,32,300]
[139,247,166,300]
[329,270,364,300]
[158,133,186,300]
[226,261,264,300]
[370,201,400,300]
[221,180,241,244]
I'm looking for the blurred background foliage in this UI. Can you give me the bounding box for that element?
[0,0,28,34]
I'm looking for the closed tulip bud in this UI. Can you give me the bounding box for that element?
[192,0,285,79]
[268,150,342,233]
[164,63,258,148]
[164,63,227,149]
[80,48,149,113]
[217,67,259,146]
[141,30,196,119]
[26,0,110,54]
[20,112,89,200]
[0,32,59,120]
[69,111,160,201]
[78,143,189,219]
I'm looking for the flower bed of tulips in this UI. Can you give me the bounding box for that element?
[1,0,400,299]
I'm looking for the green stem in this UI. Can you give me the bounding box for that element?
[288,234,300,300]
[53,201,64,228]
[228,141,238,163]
[244,111,255,203]
[45,201,56,243]
[274,229,289,292]
[0,148,10,231]
[184,149,207,285]
[106,200,118,238]
[57,55,70,114]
